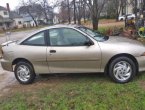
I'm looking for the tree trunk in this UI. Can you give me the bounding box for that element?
[28,11,38,27]
[78,17,81,25]
[67,0,71,24]
[83,3,86,23]
[44,10,49,23]
[134,0,138,22]
[92,16,98,30]
[116,14,119,21]
[32,17,38,27]
[73,0,76,24]
[143,0,145,18]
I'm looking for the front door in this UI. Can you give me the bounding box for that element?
[47,28,101,73]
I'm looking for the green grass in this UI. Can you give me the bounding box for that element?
[98,25,124,35]
[1,73,145,110]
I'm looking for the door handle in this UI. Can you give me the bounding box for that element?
[50,50,56,53]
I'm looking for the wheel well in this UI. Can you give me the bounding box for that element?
[12,58,34,71]
[105,54,139,75]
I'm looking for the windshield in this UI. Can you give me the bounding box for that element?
[77,27,109,42]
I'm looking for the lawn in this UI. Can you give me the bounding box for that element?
[1,73,145,110]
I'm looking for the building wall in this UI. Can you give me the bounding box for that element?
[24,20,36,28]
[11,18,24,28]
[0,10,9,18]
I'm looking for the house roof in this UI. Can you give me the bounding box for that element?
[0,6,7,11]
[9,11,23,19]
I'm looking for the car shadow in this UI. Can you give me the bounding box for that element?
[35,73,110,83]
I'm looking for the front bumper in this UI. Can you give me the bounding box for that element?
[136,56,145,72]
[0,59,13,71]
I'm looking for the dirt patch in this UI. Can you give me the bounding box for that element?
[139,80,145,90]
[85,21,124,29]
[99,19,118,24]
[0,71,16,97]
[0,73,6,80]
[0,74,67,97]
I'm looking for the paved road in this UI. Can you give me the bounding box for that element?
[0,29,37,95]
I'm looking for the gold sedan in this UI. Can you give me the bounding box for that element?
[1,25,145,84]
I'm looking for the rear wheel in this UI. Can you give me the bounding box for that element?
[109,57,136,83]
[14,62,36,84]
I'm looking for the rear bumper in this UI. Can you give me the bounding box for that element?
[136,56,145,72]
[0,59,13,71]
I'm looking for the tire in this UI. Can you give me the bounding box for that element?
[14,62,36,84]
[109,57,136,83]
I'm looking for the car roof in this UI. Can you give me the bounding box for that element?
[39,24,80,31]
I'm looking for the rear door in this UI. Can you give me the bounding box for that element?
[46,28,101,73]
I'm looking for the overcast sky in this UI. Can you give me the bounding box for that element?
[0,0,58,12]
[0,0,20,10]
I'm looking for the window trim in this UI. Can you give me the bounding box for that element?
[20,30,47,46]
[47,27,94,47]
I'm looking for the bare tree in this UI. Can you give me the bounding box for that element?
[39,0,50,23]
[113,0,126,21]
[83,2,86,23]
[19,0,39,26]
[83,0,107,30]
[67,0,71,23]
[59,1,69,23]
[73,0,76,24]
[143,0,145,18]
[75,0,84,25]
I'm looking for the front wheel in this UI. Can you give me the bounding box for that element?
[14,62,36,84]
[109,57,136,83]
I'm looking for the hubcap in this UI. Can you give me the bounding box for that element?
[17,65,30,82]
[113,61,132,81]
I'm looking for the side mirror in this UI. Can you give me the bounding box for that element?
[84,40,94,46]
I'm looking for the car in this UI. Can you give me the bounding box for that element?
[118,14,135,21]
[118,15,125,21]
[1,25,145,84]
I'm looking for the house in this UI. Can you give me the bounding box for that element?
[18,5,54,27]
[22,14,37,27]
[9,11,24,28]
[0,6,13,30]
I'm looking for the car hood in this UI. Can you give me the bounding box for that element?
[106,36,144,46]
[98,36,145,57]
